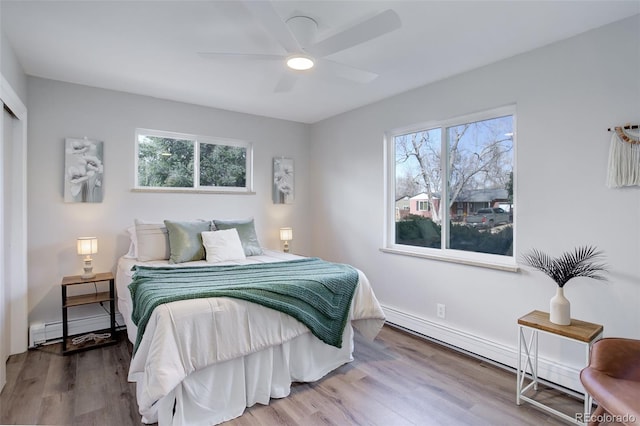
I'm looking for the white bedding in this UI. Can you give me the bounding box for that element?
[116,250,385,426]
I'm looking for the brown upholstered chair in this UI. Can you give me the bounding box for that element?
[580,338,640,426]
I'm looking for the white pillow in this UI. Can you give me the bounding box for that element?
[135,219,170,261]
[124,226,138,259]
[201,229,246,263]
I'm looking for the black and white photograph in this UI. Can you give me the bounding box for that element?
[273,157,294,204]
[64,138,104,203]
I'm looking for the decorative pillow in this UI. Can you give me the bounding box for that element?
[201,229,246,263]
[135,220,170,261]
[124,226,138,259]
[164,220,211,263]
[212,218,264,256]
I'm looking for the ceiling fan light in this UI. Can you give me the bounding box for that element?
[286,55,314,71]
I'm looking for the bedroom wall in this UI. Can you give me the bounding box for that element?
[26,77,310,331]
[309,14,640,390]
[1,27,27,103]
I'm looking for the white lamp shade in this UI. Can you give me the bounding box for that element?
[279,227,293,241]
[77,237,98,255]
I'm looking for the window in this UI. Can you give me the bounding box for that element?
[385,106,516,269]
[418,200,430,211]
[135,129,252,193]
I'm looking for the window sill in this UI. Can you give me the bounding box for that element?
[131,187,256,195]
[379,247,520,273]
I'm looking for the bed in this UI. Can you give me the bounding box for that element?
[116,220,385,426]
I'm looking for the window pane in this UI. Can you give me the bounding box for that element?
[137,135,194,187]
[448,115,513,255]
[199,143,247,188]
[394,128,442,249]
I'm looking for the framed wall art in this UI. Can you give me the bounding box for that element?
[273,157,294,204]
[64,138,104,203]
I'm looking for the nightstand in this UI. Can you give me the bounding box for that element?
[61,271,117,355]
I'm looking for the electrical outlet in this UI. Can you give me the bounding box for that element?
[437,303,446,319]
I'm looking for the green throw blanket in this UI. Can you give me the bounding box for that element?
[129,258,359,353]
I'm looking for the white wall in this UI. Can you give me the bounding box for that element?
[1,26,27,104]
[309,15,640,389]
[26,77,309,328]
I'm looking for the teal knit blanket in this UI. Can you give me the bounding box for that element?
[129,258,359,353]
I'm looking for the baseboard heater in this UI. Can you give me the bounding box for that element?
[382,304,584,395]
[29,312,126,347]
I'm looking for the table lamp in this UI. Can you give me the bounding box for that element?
[77,237,98,279]
[279,227,293,253]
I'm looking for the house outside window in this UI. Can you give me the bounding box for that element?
[395,196,411,220]
[135,128,253,193]
[385,106,516,269]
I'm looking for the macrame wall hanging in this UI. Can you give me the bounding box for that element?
[606,124,640,188]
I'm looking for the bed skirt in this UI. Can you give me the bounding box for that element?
[135,324,354,425]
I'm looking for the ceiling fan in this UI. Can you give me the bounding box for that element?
[198,1,401,92]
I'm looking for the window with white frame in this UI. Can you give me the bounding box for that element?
[135,129,253,192]
[385,106,515,268]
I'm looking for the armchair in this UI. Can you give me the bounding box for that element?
[580,338,640,425]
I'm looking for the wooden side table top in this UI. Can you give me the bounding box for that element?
[517,310,603,343]
[61,271,114,286]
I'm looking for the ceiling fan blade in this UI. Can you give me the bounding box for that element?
[242,0,301,54]
[316,59,378,84]
[198,52,285,61]
[306,9,401,57]
[274,72,298,93]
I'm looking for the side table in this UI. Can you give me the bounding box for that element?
[516,310,603,425]
[61,271,117,355]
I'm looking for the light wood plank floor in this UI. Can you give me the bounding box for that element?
[1,325,595,425]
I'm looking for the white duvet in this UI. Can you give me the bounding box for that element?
[116,251,385,425]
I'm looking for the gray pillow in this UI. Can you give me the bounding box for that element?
[164,220,211,263]
[212,218,263,256]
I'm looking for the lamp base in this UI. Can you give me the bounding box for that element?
[283,241,290,253]
[82,257,95,280]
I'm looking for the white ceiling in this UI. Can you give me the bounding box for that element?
[2,1,639,123]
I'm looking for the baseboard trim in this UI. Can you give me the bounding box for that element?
[29,312,125,347]
[28,306,583,391]
[382,304,584,393]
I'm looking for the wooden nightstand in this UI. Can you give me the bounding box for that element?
[61,271,117,355]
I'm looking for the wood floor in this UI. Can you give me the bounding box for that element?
[1,325,593,425]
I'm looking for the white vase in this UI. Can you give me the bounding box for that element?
[550,287,571,325]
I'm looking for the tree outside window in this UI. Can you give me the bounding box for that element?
[390,107,515,258]
[137,136,194,188]
[199,143,247,188]
[136,129,252,192]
